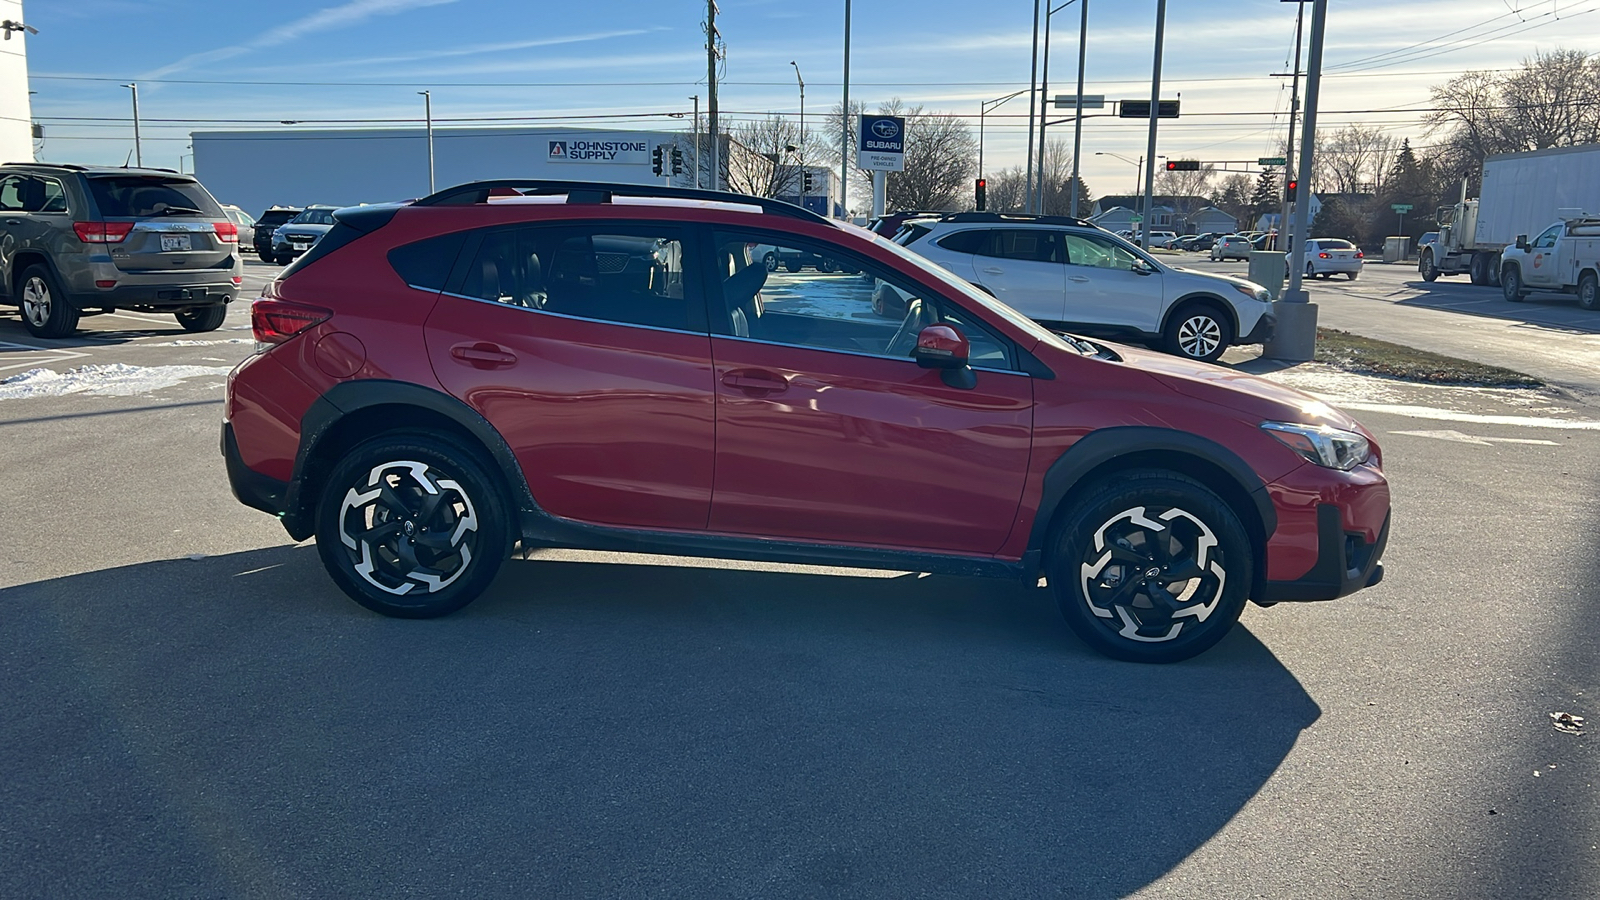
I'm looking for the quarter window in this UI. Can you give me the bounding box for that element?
[934,229,987,254]
[389,231,467,292]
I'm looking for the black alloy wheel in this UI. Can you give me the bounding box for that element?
[315,433,511,618]
[1049,471,1252,663]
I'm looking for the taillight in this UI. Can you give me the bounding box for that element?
[1355,250,1365,259]
[1319,252,1330,258]
[251,298,330,345]
[214,221,239,243]
[73,222,134,243]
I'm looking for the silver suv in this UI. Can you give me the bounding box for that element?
[890,213,1274,362]
[0,164,243,338]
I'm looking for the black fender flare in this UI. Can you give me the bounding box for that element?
[1025,426,1278,561]
[281,379,538,539]
[1160,293,1239,335]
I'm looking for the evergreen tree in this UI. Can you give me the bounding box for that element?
[1249,169,1280,225]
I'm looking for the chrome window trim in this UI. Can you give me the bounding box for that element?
[711,332,1029,376]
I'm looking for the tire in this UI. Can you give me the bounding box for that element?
[819,258,838,273]
[1419,250,1439,282]
[1346,270,1359,281]
[1162,303,1233,363]
[763,252,778,272]
[17,264,79,339]
[1502,265,1527,302]
[314,433,512,619]
[1578,271,1600,311]
[175,305,227,332]
[1305,263,1317,280]
[1048,471,1252,663]
[1469,252,1489,285]
[784,261,801,273]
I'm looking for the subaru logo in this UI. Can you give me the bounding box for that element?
[872,119,899,139]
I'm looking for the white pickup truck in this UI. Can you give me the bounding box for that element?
[1499,214,1600,310]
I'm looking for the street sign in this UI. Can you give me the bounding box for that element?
[1258,156,1287,166]
[1391,203,1413,213]
[1130,214,1143,223]
[857,115,906,172]
[1053,93,1105,109]
[1119,99,1180,119]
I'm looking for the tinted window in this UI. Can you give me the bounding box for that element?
[1318,239,1354,250]
[461,225,694,331]
[290,208,337,226]
[87,176,222,217]
[389,232,466,291]
[257,209,300,226]
[935,230,987,254]
[0,175,66,213]
[977,230,1059,263]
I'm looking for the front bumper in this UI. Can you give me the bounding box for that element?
[1240,308,1276,344]
[1260,503,1389,602]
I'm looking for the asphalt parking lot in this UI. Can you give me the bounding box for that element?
[2,254,1596,898]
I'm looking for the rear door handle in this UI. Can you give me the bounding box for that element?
[4,219,19,226]
[982,266,1005,275]
[721,368,790,395]
[1068,275,1090,283]
[449,341,517,369]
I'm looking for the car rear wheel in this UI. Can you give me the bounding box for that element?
[175,305,227,332]
[763,252,778,272]
[1048,471,1252,663]
[315,433,511,619]
[17,265,79,339]
[1578,271,1599,311]
[1162,303,1232,363]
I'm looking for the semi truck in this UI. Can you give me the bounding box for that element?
[1418,143,1600,287]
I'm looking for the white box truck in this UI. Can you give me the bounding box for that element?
[1417,143,1600,287]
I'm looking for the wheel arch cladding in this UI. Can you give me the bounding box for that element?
[283,380,534,541]
[1163,294,1238,333]
[1029,427,1275,588]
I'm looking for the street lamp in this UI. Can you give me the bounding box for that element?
[119,82,141,167]
[1096,151,1144,196]
[791,60,806,210]
[979,88,1029,183]
[1034,0,1083,215]
[418,90,434,194]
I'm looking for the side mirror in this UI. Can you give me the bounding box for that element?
[912,324,969,370]
[1515,234,1529,250]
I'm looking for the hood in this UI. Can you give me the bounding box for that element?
[277,223,333,237]
[1111,342,1365,432]
[1168,265,1271,296]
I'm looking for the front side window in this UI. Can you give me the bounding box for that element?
[711,231,1014,369]
[1062,232,1145,272]
[1533,224,1562,249]
[458,224,694,331]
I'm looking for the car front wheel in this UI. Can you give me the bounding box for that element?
[1049,471,1252,663]
[315,433,511,618]
[1502,265,1527,302]
[1162,304,1232,363]
[1419,251,1439,282]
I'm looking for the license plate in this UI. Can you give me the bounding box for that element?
[161,234,191,252]
[292,242,309,251]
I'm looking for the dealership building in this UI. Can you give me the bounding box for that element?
[0,0,34,164]
[192,126,840,219]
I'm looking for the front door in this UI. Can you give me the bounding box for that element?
[705,230,1033,555]
[1060,231,1164,332]
[1524,224,1564,288]
[424,221,717,531]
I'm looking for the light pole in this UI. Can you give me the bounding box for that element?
[1035,0,1081,216]
[120,82,141,167]
[1139,0,1167,251]
[690,95,701,189]
[1096,151,1144,196]
[179,145,192,174]
[840,0,851,218]
[979,88,1029,184]
[1024,0,1041,213]
[1069,0,1090,218]
[418,90,434,193]
[791,60,806,211]
[1264,0,1327,363]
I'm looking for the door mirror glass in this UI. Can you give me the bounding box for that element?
[912,323,969,370]
[1515,235,1529,250]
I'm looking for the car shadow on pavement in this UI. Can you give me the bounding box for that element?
[3,545,1320,898]
[1389,280,1600,334]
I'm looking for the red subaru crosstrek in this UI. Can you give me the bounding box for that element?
[223,181,1389,663]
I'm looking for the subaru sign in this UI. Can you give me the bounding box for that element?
[858,115,906,172]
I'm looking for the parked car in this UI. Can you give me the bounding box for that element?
[1211,235,1253,261]
[865,209,949,238]
[222,205,256,250]
[749,242,854,273]
[268,205,338,264]
[1145,230,1179,249]
[0,163,241,337]
[892,212,1275,363]
[1296,238,1364,280]
[253,205,302,258]
[224,179,1389,663]
[1186,232,1222,252]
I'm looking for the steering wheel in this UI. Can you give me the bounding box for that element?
[884,297,936,358]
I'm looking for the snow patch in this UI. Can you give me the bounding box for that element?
[0,363,233,399]
[147,338,252,347]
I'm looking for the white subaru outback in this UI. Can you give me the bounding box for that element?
[885,213,1275,362]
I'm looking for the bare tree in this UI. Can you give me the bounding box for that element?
[1318,125,1397,194]
[724,115,811,198]
[1036,138,1094,217]
[1156,163,1215,227]
[1211,173,1254,227]
[829,98,977,212]
[984,166,1027,213]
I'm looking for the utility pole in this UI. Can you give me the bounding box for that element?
[418,90,434,193]
[1036,2,1054,214]
[1265,0,1326,363]
[1069,0,1089,218]
[706,0,720,191]
[840,0,851,218]
[792,61,805,211]
[1024,0,1041,214]
[1279,1,1305,249]
[1139,0,1166,249]
[121,82,141,167]
[690,95,700,189]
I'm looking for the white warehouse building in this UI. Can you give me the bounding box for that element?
[0,0,34,164]
[192,126,840,219]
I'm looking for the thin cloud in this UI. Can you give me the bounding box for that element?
[141,0,460,79]
[235,28,665,73]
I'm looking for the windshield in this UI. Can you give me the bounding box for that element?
[87,176,222,218]
[289,208,336,225]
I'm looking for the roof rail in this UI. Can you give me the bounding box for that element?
[939,211,1093,228]
[413,179,831,224]
[4,162,87,170]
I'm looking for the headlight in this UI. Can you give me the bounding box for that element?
[1231,282,1271,303]
[1261,421,1370,470]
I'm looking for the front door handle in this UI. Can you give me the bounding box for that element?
[721,368,790,395]
[1068,275,1090,283]
[981,266,1005,275]
[5,219,19,226]
[449,341,517,369]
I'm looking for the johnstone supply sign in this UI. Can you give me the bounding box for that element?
[548,137,650,164]
[858,115,906,172]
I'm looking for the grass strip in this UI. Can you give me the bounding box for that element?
[1314,328,1542,387]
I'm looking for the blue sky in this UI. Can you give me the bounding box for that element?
[24,0,1600,197]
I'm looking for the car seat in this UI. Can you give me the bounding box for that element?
[723,259,767,338]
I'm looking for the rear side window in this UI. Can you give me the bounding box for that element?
[935,230,986,254]
[87,176,222,218]
[389,232,466,291]
[895,222,934,246]
[978,229,1059,263]
[258,210,299,227]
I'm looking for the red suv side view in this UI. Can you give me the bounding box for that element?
[223,181,1390,663]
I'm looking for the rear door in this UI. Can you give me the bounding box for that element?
[967,228,1067,321]
[424,220,718,531]
[84,174,230,274]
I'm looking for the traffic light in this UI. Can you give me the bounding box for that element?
[651,146,665,176]
[1166,159,1200,171]
[802,171,814,192]
[671,148,684,175]
[975,177,987,211]
[1285,179,1298,201]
